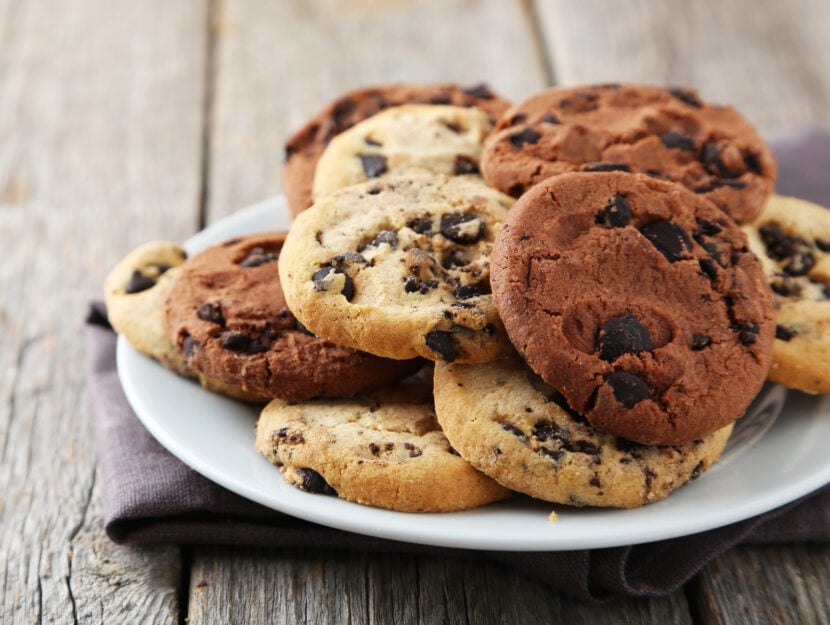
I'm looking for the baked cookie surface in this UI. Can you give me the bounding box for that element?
[312,104,493,201]
[481,83,776,223]
[279,174,515,363]
[743,194,830,393]
[491,172,775,445]
[255,372,510,512]
[162,232,422,402]
[282,82,510,217]
[433,356,733,508]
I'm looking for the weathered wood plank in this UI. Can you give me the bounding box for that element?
[0,0,207,622]
[692,545,830,625]
[204,0,550,222]
[188,547,693,625]
[534,0,830,134]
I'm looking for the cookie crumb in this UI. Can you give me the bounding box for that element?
[547,510,559,523]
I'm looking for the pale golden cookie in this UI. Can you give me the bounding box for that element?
[433,355,734,509]
[312,104,493,200]
[255,372,510,512]
[743,194,830,393]
[279,173,515,363]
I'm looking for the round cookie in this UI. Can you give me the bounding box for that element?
[279,174,515,363]
[480,83,776,224]
[312,104,493,201]
[163,232,423,402]
[434,356,733,508]
[491,172,775,445]
[282,82,510,217]
[255,371,510,512]
[743,194,830,393]
[104,241,262,402]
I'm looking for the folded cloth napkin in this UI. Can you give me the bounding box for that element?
[86,128,830,603]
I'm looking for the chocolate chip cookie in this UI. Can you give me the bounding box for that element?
[434,356,733,508]
[491,172,775,445]
[312,104,493,201]
[282,82,510,217]
[163,232,423,402]
[743,194,830,393]
[481,83,776,223]
[255,371,510,512]
[278,174,515,363]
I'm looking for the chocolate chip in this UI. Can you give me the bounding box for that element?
[501,423,525,438]
[453,284,480,299]
[759,224,815,276]
[595,194,632,228]
[369,230,398,248]
[296,468,336,495]
[734,321,759,346]
[614,437,649,454]
[509,113,527,125]
[507,183,525,198]
[606,372,650,408]
[776,325,797,341]
[660,130,696,151]
[369,443,380,456]
[197,303,225,326]
[597,313,654,361]
[359,153,388,178]
[640,220,692,262]
[784,252,815,277]
[454,154,479,175]
[743,152,762,174]
[364,136,382,146]
[509,127,541,149]
[425,330,457,362]
[182,334,200,358]
[667,87,702,108]
[583,162,631,173]
[367,186,382,195]
[330,251,367,267]
[440,213,485,244]
[220,332,268,354]
[125,270,156,294]
[404,441,423,457]
[770,274,800,297]
[699,258,719,282]
[692,334,712,350]
[533,421,569,443]
[462,83,494,99]
[589,477,601,488]
[694,219,723,237]
[816,238,830,252]
[239,246,279,267]
[539,448,564,461]
[409,216,433,234]
[542,112,559,124]
[441,249,469,269]
[312,266,355,301]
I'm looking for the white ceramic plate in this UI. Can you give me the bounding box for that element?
[118,196,830,551]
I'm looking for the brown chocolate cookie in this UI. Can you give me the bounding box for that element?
[163,232,422,402]
[491,172,775,445]
[480,84,776,224]
[282,82,510,217]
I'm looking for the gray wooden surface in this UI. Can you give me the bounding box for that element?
[1,0,828,623]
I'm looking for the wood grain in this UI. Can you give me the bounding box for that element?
[204,0,550,223]
[0,0,207,622]
[534,0,830,134]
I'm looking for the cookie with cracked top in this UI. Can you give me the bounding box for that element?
[282,82,510,217]
[104,241,262,402]
[480,83,776,223]
[255,371,510,512]
[491,172,775,445]
[312,104,493,201]
[162,232,422,402]
[433,355,733,508]
[278,174,515,363]
[743,194,830,393]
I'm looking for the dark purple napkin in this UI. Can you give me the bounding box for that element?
[86,129,830,602]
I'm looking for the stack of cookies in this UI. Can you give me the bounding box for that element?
[105,82,830,514]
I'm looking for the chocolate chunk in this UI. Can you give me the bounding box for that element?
[614,437,649,454]
[595,194,632,228]
[440,213,485,244]
[770,274,800,297]
[501,423,525,438]
[359,153,388,178]
[583,162,631,173]
[369,443,380,456]
[239,246,279,268]
[743,152,762,174]
[735,322,759,345]
[462,83,494,99]
[364,136,382,146]
[784,251,815,277]
[312,266,355,301]
[454,154,479,175]
[759,224,814,275]
[533,421,569,443]
[640,220,692,262]
[367,186,381,195]
[369,230,398,248]
[694,219,723,237]
[692,334,712,350]
[441,249,469,269]
[815,238,830,252]
[702,142,745,178]
[597,313,654,361]
[453,284,481,300]
[539,448,564,461]
[509,128,541,149]
[775,325,797,341]
[699,258,719,281]
[542,112,559,124]
[425,330,457,362]
[667,87,702,108]
[220,332,268,354]
[660,130,696,151]
[296,468,336,495]
[330,251,367,267]
[606,372,650,408]
[409,216,433,234]
[404,441,423,457]
[197,303,225,326]
[507,183,525,198]
[125,270,156,294]
[182,334,200,358]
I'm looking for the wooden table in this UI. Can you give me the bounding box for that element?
[2,1,829,622]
